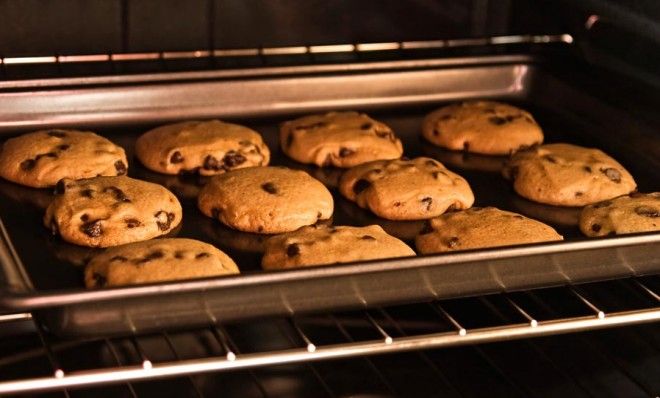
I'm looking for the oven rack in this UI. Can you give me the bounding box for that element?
[0,275,658,396]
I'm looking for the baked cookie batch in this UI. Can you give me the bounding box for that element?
[0,100,656,287]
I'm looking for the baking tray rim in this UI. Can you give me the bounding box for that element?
[2,232,659,311]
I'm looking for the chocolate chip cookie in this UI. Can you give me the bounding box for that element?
[415,207,563,254]
[279,111,404,168]
[338,157,474,220]
[0,129,127,188]
[135,120,270,176]
[579,192,660,237]
[85,238,238,287]
[198,166,333,234]
[422,101,543,155]
[44,176,182,247]
[262,224,415,269]
[502,143,637,206]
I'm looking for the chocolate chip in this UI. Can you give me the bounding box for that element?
[125,218,141,228]
[600,167,621,183]
[419,221,434,235]
[203,155,219,170]
[433,128,441,136]
[154,211,175,231]
[591,223,602,232]
[258,226,264,232]
[375,131,392,139]
[339,147,354,157]
[104,186,130,202]
[463,142,470,152]
[286,134,294,148]
[81,189,94,199]
[360,123,373,130]
[222,151,246,169]
[317,211,322,219]
[446,203,459,212]
[47,130,66,138]
[174,251,185,259]
[393,201,402,207]
[81,220,103,237]
[110,256,128,262]
[361,235,376,240]
[421,197,433,210]
[196,252,211,259]
[35,152,58,162]
[80,214,89,222]
[54,179,66,195]
[261,182,277,194]
[505,115,518,122]
[635,205,659,218]
[575,191,583,197]
[92,272,107,288]
[542,155,558,163]
[211,208,221,219]
[446,237,459,248]
[20,159,36,171]
[57,144,70,151]
[583,166,592,173]
[488,116,507,125]
[353,179,371,195]
[425,160,438,168]
[170,151,184,164]
[593,201,612,209]
[286,243,300,257]
[114,160,127,175]
[135,250,164,265]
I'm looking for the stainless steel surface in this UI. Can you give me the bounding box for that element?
[0,277,658,395]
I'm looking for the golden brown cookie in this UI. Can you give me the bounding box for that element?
[262,224,415,269]
[422,101,543,155]
[415,207,563,254]
[198,166,333,234]
[279,111,403,168]
[85,238,238,287]
[44,176,182,247]
[579,192,660,237]
[502,143,637,206]
[0,129,127,188]
[338,157,474,220]
[135,120,270,176]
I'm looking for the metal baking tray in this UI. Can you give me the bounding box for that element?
[0,55,658,336]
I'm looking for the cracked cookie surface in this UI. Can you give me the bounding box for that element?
[579,192,660,237]
[339,157,474,220]
[279,111,403,168]
[85,238,238,287]
[262,224,415,269]
[0,129,127,188]
[44,176,182,247]
[422,101,543,155]
[198,166,333,234]
[136,120,270,176]
[502,143,636,206]
[415,207,563,254]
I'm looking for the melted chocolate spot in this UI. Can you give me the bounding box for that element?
[174,251,185,259]
[125,218,141,228]
[393,201,402,207]
[575,191,583,197]
[433,128,441,136]
[600,167,621,183]
[104,186,130,202]
[286,243,300,257]
[203,155,219,170]
[222,151,246,169]
[425,160,438,167]
[361,235,376,240]
[170,151,184,164]
[488,116,507,125]
[80,214,89,222]
[110,256,128,262]
[20,159,36,171]
[261,182,278,194]
[92,272,106,287]
[47,130,66,138]
[360,123,373,130]
[583,166,592,173]
[635,205,659,218]
[591,223,602,232]
[339,147,354,157]
[114,160,127,175]
[135,250,164,265]
[154,211,175,231]
[421,197,433,211]
[57,144,70,151]
[353,179,371,195]
[543,155,558,164]
[81,220,103,237]
[81,189,94,199]
[196,252,211,259]
[463,142,470,152]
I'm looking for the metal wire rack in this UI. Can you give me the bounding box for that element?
[1,275,659,396]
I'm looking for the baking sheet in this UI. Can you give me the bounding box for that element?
[0,56,658,336]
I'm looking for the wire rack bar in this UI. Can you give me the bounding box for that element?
[1,305,658,394]
[0,34,572,67]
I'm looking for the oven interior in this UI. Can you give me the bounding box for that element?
[0,0,659,396]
